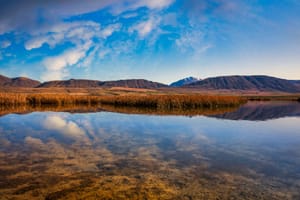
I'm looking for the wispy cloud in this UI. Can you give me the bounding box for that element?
[176,28,212,56]
[25,36,51,50]
[42,47,87,80]
[110,0,174,14]
[0,40,11,49]
[181,0,248,17]
[24,20,120,81]
[101,24,122,39]
[130,17,161,38]
[130,0,174,10]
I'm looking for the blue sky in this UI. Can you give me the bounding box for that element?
[0,0,299,84]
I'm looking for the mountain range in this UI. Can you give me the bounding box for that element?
[0,75,167,89]
[1,74,300,93]
[37,79,167,89]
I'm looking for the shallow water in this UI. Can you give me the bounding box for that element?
[0,102,300,199]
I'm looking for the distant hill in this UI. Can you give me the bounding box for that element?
[186,75,300,93]
[37,79,102,88]
[9,77,41,87]
[170,77,199,87]
[0,75,40,87]
[0,75,11,85]
[101,79,167,89]
[38,79,167,89]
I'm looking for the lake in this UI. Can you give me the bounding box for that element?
[0,101,300,199]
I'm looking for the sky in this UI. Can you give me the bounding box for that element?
[0,0,299,84]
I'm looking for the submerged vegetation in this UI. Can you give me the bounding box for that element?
[0,93,246,110]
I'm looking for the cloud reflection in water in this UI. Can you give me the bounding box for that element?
[43,115,86,138]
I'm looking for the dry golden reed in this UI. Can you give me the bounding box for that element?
[0,93,246,109]
[0,93,99,106]
[99,95,246,109]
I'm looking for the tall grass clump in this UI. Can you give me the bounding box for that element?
[0,93,27,106]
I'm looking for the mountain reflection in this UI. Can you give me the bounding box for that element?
[1,101,299,121]
[210,101,300,121]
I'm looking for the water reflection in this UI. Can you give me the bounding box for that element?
[211,101,300,121]
[44,115,86,138]
[0,102,300,199]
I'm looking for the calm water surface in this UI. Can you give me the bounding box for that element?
[0,101,300,199]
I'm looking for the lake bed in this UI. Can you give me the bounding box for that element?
[0,101,300,199]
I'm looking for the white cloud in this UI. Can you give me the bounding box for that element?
[130,17,161,38]
[101,24,121,39]
[136,0,174,9]
[138,20,154,37]
[121,12,139,19]
[111,0,174,13]
[0,40,11,49]
[44,48,87,71]
[43,115,85,138]
[25,36,49,50]
[42,47,87,80]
